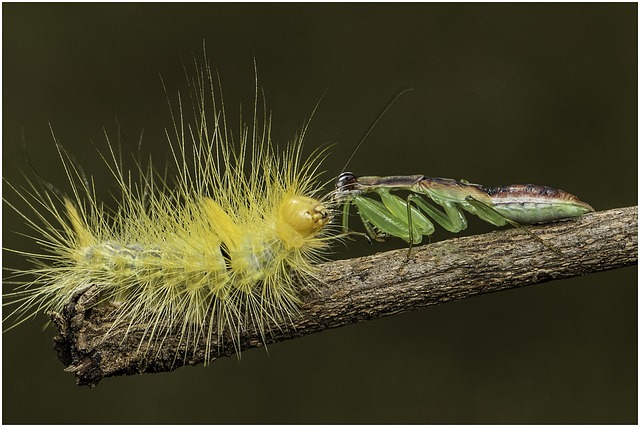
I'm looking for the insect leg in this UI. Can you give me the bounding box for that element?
[341,202,351,235]
[376,189,434,244]
[341,200,373,243]
[353,195,430,243]
[462,196,509,226]
[465,195,562,255]
[408,194,468,233]
[360,215,389,243]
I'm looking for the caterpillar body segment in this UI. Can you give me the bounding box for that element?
[4,59,336,364]
[335,172,593,245]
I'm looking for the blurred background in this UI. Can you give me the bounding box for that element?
[3,3,636,423]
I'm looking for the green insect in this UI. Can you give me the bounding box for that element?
[333,89,593,249]
[334,172,594,247]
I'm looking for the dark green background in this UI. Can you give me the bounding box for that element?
[3,3,637,424]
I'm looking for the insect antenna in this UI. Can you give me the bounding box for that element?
[340,87,414,173]
[333,88,414,242]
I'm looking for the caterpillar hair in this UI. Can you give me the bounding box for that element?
[3,51,338,365]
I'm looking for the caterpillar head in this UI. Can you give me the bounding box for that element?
[276,195,330,249]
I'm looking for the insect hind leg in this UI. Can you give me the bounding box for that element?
[464,195,562,256]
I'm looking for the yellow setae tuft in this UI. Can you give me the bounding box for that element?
[3,52,337,365]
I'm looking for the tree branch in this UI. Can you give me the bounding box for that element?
[49,206,637,387]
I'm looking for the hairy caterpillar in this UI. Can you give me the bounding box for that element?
[3,54,336,363]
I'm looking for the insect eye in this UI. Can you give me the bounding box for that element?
[336,172,358,190]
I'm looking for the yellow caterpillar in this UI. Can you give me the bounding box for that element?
[3,54,336,363]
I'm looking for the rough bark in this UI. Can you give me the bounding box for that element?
[49,206,637,387]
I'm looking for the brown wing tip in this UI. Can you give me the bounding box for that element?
[486,184,594,212]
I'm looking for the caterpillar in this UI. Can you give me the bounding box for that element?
[3,54,337,364]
